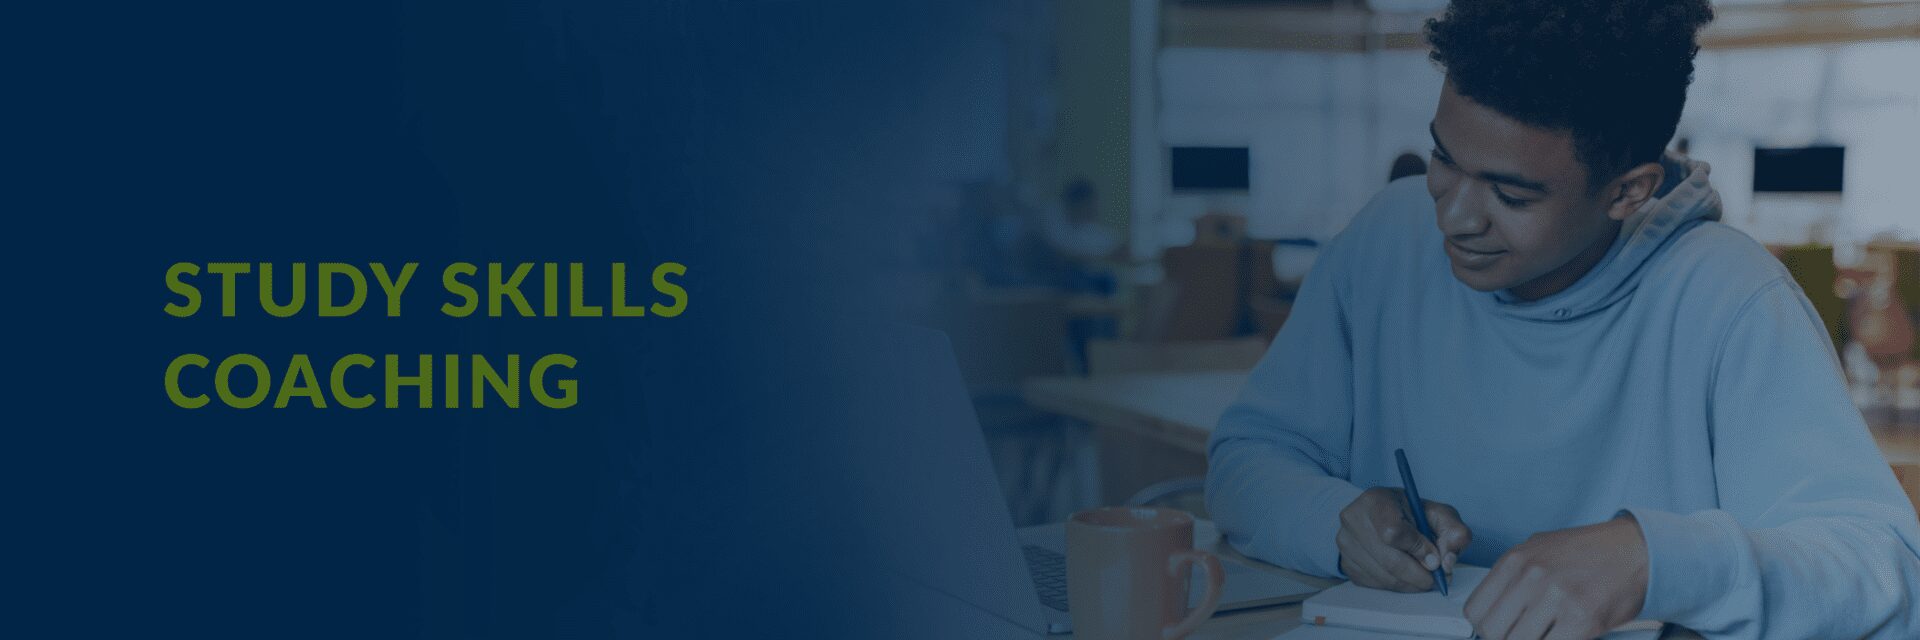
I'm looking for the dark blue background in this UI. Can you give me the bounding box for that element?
[12,1,999,636]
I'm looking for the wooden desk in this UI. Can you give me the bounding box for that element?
[1063,544,1703,639]
[1024,371,1920,509]
[1023,371,1242,502]
[1024,371,1245,456]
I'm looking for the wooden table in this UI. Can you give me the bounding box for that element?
[1023,370,1920,510]
[1024,371,1245,456]
[1023,371,1243,503]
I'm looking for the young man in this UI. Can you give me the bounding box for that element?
[1206,2,1920,639]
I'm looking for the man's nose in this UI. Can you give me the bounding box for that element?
[1436,187,1490,238]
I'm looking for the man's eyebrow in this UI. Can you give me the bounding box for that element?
[1429,121,1551,194]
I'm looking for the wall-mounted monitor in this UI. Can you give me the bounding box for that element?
[1170,146,1250,192]
[1753,146,1844,193]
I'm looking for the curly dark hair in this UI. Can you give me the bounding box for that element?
[1426,0,1714,191]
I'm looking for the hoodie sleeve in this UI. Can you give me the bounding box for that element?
[1204,215,1368,579]
[1624,278,1920,639]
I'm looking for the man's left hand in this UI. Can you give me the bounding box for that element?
[1463,515,1650,640]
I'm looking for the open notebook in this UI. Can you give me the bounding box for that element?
[1281,567,1662,639]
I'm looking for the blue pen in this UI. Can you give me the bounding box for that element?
[1394,448,1450,596]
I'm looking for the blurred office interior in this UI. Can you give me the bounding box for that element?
[886,0,1920,526]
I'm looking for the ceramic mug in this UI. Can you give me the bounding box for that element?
[1066,507,1224,640]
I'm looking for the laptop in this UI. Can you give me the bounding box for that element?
[850,326,1323,634]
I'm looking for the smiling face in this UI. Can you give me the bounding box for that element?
[1426,82,1630,301]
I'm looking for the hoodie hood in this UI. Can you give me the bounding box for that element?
[1490,152,1722,322]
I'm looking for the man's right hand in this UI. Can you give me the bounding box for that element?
[1337,487,1473,592]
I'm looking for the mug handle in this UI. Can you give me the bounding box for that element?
[1161,549,1224,640]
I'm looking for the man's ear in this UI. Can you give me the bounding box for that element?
[1604,162,1665,222]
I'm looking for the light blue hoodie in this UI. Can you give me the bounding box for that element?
[1207,154,1920,638]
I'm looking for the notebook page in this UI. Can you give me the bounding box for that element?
[1300,567,1488,638]
[1296,567,1663,639]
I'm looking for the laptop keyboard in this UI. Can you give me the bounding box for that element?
[1022,544,1069,612]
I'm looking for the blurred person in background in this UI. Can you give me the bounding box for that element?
[1042,177,1126,284]
[959,181,1059,288]
[1042,177,1124,371]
